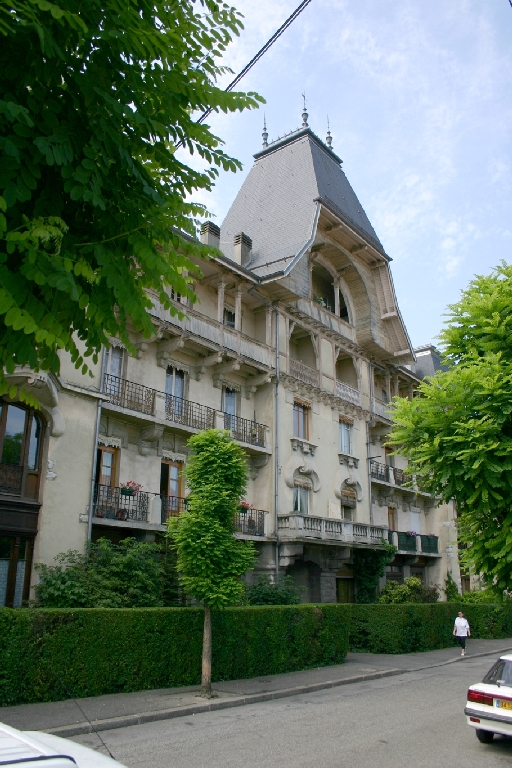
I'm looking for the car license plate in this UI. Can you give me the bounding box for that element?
[496,700,512,710]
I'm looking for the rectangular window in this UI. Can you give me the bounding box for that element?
[388,508,397,531]
[339,421,353,455]
[96,447,117,487]
[223,387,237,417]
[293,402,308,439]
[293,485,309,514]
[341,506,353,521]
[107,346,124,379]
[165,367,185,399]
[223,307,235,329]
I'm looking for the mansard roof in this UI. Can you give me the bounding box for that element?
[220,126,386,278]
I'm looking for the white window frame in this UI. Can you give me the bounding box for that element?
[293,484,309,514]
[339,420,353,455]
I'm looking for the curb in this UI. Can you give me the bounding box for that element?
[43,644,512,738]
[44,668,403,738]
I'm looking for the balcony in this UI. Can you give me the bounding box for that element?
[92,484,149,522]
[224,414,266,447]
[388,530,439,556]
[335,381,361,406]
[234,508,266,536]
[372,398,391,420]
[0,463,23,495]
[420,534,439,554]
[397,531,417,552]
[104,374,155,416]
[370,461,390,483]
[278,514,386,546]
[392,467,407,486]
[151,297,274,369]
[290,298,356,342]
[103,376,267,448]
[161,495,188,524]
[165,395,215,431]
[289,359,320,388]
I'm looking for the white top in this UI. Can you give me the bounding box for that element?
[454,617,470,636]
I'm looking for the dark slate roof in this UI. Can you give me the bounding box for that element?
[220,127,386,277]
[413,345,449,379]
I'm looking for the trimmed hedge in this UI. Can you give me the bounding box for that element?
[2,602,511,707]
[0,604,350,707]
[350,602,512,654]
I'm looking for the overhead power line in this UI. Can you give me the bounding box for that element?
[176,0,313,148]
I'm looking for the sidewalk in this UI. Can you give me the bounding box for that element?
[2,638,511,738]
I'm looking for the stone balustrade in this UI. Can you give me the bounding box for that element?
[278,514,386,546]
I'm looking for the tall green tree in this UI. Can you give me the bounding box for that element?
[389,262,512,594]
[166,429,255,696]
[0,0,262,401]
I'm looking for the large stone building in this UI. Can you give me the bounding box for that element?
[0,114,460,606]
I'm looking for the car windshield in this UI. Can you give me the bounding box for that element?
[483,659,512,686]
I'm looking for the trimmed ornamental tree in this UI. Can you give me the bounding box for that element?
[0,0,262,403]
[389,262,512,595]
[166,429,256,697]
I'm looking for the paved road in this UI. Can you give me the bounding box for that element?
[73,656,512,768]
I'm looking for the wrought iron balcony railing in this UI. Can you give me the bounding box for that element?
[161,495,188,523]
[224,414,265,447]
[370,461,390,483]
[234,508,265,536]
[104,374,155,416]
[165,395,215,431]
[93,483,149,522]
[392,467,407,486]
[0,463,23,495]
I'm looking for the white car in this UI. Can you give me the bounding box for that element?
[0,722,127,767]
[465,653,512,743]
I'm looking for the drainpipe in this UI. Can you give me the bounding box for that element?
[87,347,108,542]
[274,306,280,581]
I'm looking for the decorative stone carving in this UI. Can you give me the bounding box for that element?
[108,337,126,349]
[213,375,241,392]
[157,335,188,367]
[140,425,164,443]
[98,435,122,449]
[290,437,317,456]
[243,371,274,399]
[46,459,57,481]
[162,450,187,463]
[335,453,364,502]
[285,438,320,492]
[249,454,269,480]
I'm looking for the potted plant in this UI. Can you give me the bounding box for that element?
[239,501,254,513]
[119,481,142,497]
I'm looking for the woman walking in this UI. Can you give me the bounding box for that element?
[453,611,471,657]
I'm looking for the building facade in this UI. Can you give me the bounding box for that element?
[0,117,461,606]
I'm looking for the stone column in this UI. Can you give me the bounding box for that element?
[217,280,225,324]
[234,286,242,331]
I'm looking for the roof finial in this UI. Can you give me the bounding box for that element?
[262,113,268,148]
[301,92,308,128]
[326,115,333,150]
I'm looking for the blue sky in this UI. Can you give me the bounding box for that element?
[179,0,512,348]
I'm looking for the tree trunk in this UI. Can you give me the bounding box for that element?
[201,603,212,697]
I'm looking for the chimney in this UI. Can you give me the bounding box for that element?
[200,221,220,249]
[233,232,252,266]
